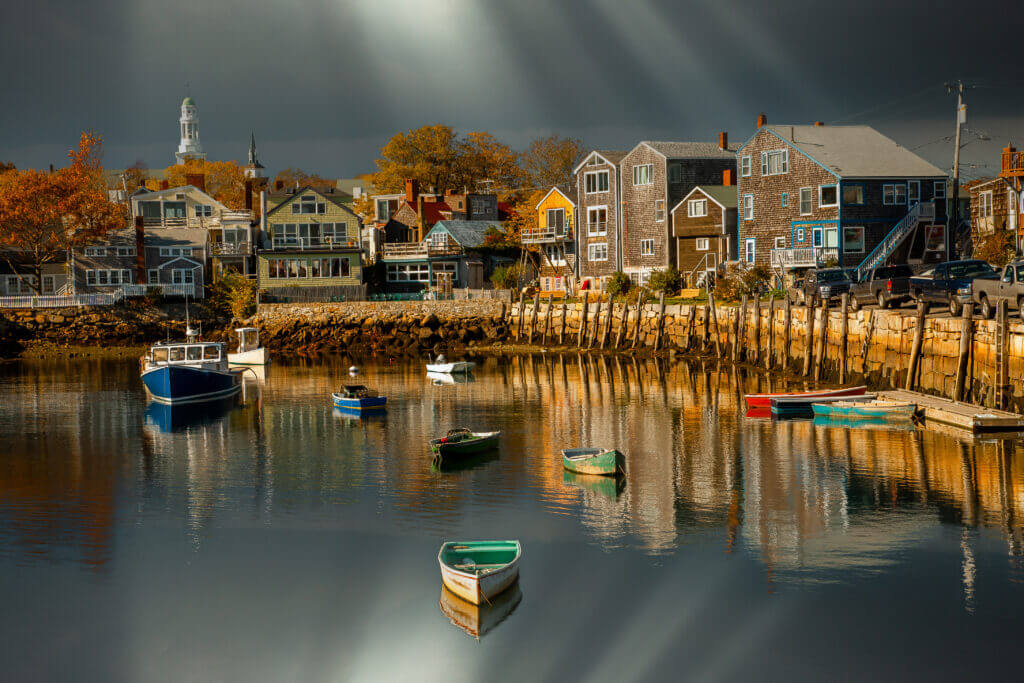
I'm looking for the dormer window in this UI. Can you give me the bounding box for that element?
[292,195,325,214]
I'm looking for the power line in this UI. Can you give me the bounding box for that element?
[830,82,945,124]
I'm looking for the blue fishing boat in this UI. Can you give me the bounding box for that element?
[331,385,387,412]
[140,325,243,405]
[770,393,877,418]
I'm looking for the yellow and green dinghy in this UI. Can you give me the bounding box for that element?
[438,540,521,605]
[561,447,625,476]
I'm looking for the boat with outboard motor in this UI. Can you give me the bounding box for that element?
[140,324,244,404]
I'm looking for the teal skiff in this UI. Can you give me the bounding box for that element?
[561,447,624,476]
[811,399,916,421]
[430,428,500,462]
[438,540,521,605]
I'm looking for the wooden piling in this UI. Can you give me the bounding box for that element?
[631,288,644,349]
[577,295,589,348]
[861,308,876,364]
[997,298,1008,409]
[814,298,828,381]
[616,300,629,349]
[654,291,667,350]
[782,296,792,370]
[839,293,849,384]
[765,296,775,370]
[515,289,525,341]
[802,296,816,377]
[905,301,928,391]
[559,298,568,345]
[543,293,554,343]
[528,295,539,344]
[702,304,711,351]
[752,295,761,365]
[953,302,973,401]
[735,295,747,362]
[682,304,694,350]
[601,297,613,348]
[709,292,722,357]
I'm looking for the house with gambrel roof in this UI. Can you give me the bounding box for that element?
[736,117,949,282]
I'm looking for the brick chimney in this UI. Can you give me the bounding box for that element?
[723,168,735,186]
[405,178,420,204]
[185,173,206,192]
[417,195,426,241]
[134,216,147,284]
[244,179,254,211]
[160,180,170,190]
[757,113,768,129]
[813,121,825,127]
[718,131,728,150]
[274,179,284,191]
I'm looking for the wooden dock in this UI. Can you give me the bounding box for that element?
[878,389,1024,433]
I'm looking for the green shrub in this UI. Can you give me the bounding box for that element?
[715,263,772,300]
[605,271,632,298]
[209,270,257,320]
[648,265,683,293]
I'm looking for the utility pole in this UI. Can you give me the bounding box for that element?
[946,80,967,260]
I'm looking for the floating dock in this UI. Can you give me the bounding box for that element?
[878,389,1024,433]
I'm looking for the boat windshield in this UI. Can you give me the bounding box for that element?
[151,343,221,363]
[203,345,220,360]
[186,346,203,361]
[152,347,169,362]
[168,346,185,361]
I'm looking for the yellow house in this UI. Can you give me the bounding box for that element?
[523,186,577,292]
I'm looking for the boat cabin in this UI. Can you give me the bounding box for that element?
[148,342,224,365]
[235,327,260,353]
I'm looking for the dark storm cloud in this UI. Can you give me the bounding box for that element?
[1,0,1020,177]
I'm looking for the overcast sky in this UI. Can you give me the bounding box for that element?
[1,0,1020,181]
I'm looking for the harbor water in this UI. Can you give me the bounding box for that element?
[1,355,1023,681]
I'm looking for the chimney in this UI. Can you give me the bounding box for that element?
[405,178,420,204]
[723,169,735,186]
[48,164,54,174]
[813,121,825,127]
[160,180,170,190]
[185,173,206,192]
[756,113,768,129]
[134,216,147,284]
[445,189,456,197]
[718,131,728,150]
[417,194,426,237]
[244,179,254,211]
[275,179,284,191]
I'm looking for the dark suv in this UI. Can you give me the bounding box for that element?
[794,268,855,304]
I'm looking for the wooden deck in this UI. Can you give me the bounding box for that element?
[877,389,1024,433]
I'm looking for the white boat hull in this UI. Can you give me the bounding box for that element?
[439,557,520,605]
[228,347,268,366]
[426,361,475,374]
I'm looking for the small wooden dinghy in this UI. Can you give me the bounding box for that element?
[745,385,867,408]
[811,399,916,420]
[438,540,521,605]
[430,428,500,461]
[561,447,624,476]
[331,385,387,411]
[426,355,475,374]
[771,393,877,418]
[438,582,523,640]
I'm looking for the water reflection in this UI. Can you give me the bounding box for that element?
[439,582,523,640]
[143,394,242,433]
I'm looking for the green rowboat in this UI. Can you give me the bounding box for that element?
[561,447,625,476]
[438,540,521,605]
[430,428,500,462]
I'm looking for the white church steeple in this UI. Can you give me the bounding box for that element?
[175,96,206,164]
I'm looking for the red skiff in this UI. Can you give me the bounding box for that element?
[744,385,867,409]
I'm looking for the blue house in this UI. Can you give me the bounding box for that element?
[379,219,502,291]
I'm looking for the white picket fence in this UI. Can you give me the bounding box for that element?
[0,283,199,308]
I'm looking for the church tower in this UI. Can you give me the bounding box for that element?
[244,131,265,179]
[175,96,206,164]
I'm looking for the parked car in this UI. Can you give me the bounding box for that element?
[966,259,1024,319]
[792,268,854,304]
[910,259,999,315]
[849,264,914,310]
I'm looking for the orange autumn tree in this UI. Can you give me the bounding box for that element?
[0,132,124,294]
[156,159,247,210]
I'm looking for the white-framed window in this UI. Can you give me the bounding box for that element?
[668,163,682,183]
[543,244,566,266]
[588,243,608,261]
[908,180,920,204]
[158,247,192,257]
[740,155,752,177]
[115,246,135,257]
[386,263,430,282]
[796,228,805,242]
[819,185,838,208]
[800,187,813,215]
[433,261,458,285]
[979,191,993,218]
[744,238,756,263]
[695,238,710,251]
[781,192,788,208]
[86,269,132,286]
[688,199,708,217]
[632,164,653,186]
[194,204,212,217]
[883,184,907,205]
[774,236,786,249]
[171,269,194,284]
[843,226,866,253]
[584,170,609,193]
[654,199,665,222]
[760,149,789,176]
[546,208,565,232]
[933,181,947,200]
[147,269,158,283]
[640,239,655,256]
[742,194,754,220]
[587,207,607,236]
[84,247,106,257]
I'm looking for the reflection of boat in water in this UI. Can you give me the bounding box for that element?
[745,407,772,420]
[812,415,916,432]
[562,469,626,499]
[144,394,240,433]
[430,448,499,473]
[333,407,388,423]
[438,582,523,640]
[427,371,475,385]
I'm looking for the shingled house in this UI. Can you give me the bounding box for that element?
[670,183,737,287]
[736,117,949,283]
[523,186,577,292]
[619,138,735,286]
[573,150,626,290]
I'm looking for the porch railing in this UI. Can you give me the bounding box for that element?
[770,246,839,269]
[381,242,462,259]
[209,241,251,256]
[270,237,360,250]
[521,225,573,243]
[1001,148,1024,177]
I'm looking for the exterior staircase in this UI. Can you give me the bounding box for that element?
[856,201,934,280]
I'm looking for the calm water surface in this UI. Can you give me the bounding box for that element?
[2,355,1024,682]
